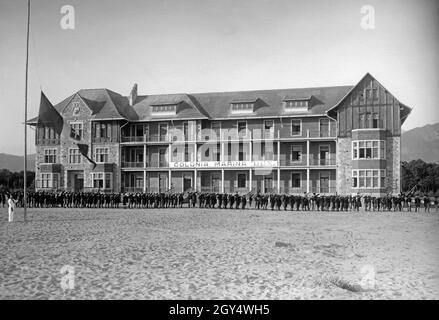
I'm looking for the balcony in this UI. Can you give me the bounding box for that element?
[147,160,169,168]
[121,162,144,168]
[309,158,336,166]
[147,134,170,142]
[279,156,308,167]
[121,135,144,143]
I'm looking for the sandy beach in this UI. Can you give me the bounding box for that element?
[0,207,438,299]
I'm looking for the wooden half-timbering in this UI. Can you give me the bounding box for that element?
[336,74,402,137]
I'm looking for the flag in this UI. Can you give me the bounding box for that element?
[77,143,97,170]
[37,91,63,135]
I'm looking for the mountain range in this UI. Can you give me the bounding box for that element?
[0,123,437,171]
[400,122,439,163]
[0,153,36,172]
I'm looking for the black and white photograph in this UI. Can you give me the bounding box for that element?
[0,0,438,305]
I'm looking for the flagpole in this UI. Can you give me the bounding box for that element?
[24,0,30,222]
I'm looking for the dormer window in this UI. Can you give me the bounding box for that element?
[230,100,256,114]
[283,96,311,113]
[285,100,308,109]
[151,104,177,115]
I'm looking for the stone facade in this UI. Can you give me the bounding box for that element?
[386,136,401,194]
[35,94,121,191]
[336,137,352,195]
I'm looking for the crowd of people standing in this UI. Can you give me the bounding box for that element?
[1,190,438,213]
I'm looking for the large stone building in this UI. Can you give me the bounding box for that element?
[28,73,411,195]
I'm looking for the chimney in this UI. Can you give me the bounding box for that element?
[129,83,138,106]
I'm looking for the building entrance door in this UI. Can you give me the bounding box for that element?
[183,173,192,192]
[68,170,84,192]
[320,172,330,193]
[319,145,329,165]
[264,176,273,193]
[211,172,220,192]
[75,174,84,192]
[159,172,168,192]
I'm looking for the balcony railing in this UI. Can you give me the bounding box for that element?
[279,156,308,167]
[147,134,169,142]
[121,161,144,168]
[309,158,336,166]
[135,128,335,143]
[147,161,169,168]
[121,135,144,143]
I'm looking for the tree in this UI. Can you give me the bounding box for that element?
[0,169,35,191]
[402,159,439,193]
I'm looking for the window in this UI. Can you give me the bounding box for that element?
[69,148,81,164]
[262,143,274,160]
[105,173,112,189]
[92,172,112,189]
[237,121,247,135]
[94,122,111,139]
[264,120,274,137]
[352,140,385,159]
[231,103,254,113]
[319,118,329,137]
[237,173,247,188]
[92,173,104,189]
[291,145,302,162]
[40,173,58,189]
[352,170,358,188]
[285,100,308,109]
[291,120,301,136]
[184,145,190,162]
[352,170,385,189]
[183,122,189,139]
[41,173,51,188]
[135,124,143,137]
[95,148,109,163]
[159,123,168,141]
[211,121,221,140]
[292,172,301,188]
[152,105,177,114]
[238,143,245,161]
[44,127,50,139]
[70,122,83,140]
[44,149,57,163]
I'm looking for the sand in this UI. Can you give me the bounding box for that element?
[0,207,438,299]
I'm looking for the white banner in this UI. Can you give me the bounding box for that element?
[169,160,278,169]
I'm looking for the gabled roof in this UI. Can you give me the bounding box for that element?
[132,93,209,120]
[326,72,413,123]
[190,86,353,119]
[28,88,139,124]
[27,73,411,124]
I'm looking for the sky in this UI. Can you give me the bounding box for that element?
[0,0,438,155]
